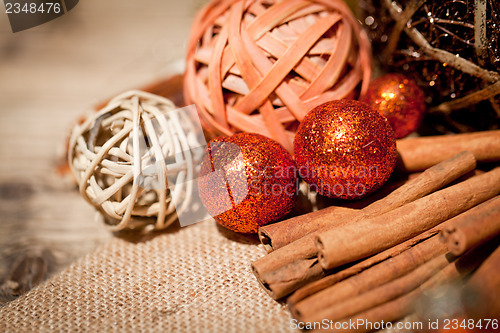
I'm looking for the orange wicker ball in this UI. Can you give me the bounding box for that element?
[184,0,372,152]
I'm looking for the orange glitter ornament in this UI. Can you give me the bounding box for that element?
[294,100,397,200]
[198,133,297,233]
[361,73,427,138]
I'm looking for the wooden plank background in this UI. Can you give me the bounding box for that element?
[0,0,208,304]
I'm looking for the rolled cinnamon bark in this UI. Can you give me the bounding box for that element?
[288,231,438,306]
[307,253,452,323]
[316,167,500,270]
[463,242,500,320]
[316,262,461,333]
[441,196,500,256]
[314,242,492,333]
[258,206,357,253]
[259,151,475,252]
[291,236,447,321]
[289,214,498,307]
[396,130,500,172]
[252,152,476,299]
[251,236,325,299]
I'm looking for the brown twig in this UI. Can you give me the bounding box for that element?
[381,0,500,115]
[474,0,488,66]
[430,80,500,113]
[383,0,499,83]
[383,0,426,62]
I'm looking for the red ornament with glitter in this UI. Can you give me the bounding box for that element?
[294,100,397,200]
[361,73,426,139]
[198,133,297,233]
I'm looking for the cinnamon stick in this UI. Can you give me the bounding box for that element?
[258,174,424,252]
[258,206,357,253]
[289,209,497,307]
[290,236,447,321]
[463,242,500,320]
[441,196,500,256]
[314,241,493,333]
[317,263,460,333]
[316,167,500,270]
[252,152,476,299]
[307,253,453,324]
[288,232,438,307]
[259,151,475,252]
[396,130,500,172]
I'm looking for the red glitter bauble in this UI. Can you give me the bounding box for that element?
[361,73,426,139]
[198,133,297,233]
[294,100,397,200]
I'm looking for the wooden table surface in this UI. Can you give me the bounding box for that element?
[0,0,206,304]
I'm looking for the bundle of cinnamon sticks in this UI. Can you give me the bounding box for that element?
[251,130,500,330]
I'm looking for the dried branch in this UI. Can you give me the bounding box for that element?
[382,0,500,114]
[384,0,499,83]
[384,0,426,62]
[474,0,488,66]
[430,80,500,113]
[489,98,500,117]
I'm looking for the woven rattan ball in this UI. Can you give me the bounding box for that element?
[68,91,203,231]
[184,0,372,152]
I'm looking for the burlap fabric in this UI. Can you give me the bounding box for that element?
[0,220,293,332]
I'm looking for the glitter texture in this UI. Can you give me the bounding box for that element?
[361,73,426,138]
[294,100,397,200]
[198,133,297,233]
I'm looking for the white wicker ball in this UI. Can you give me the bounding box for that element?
[68,90,203,231]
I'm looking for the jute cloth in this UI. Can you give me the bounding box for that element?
[0,220,293,332]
